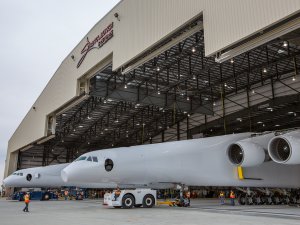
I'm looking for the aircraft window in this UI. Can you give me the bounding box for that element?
[20,173,23,176]
[13,172,16,175]
[87,156,92,161]
[76,156,87,161]
[105,159,114,172]
[92,156,98,162]
[26,174,32,181]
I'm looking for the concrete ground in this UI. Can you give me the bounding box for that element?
[0,198,299,225]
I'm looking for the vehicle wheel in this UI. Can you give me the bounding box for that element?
[134,204,142,208]
[143,194,155,208]
[122,194,134,209]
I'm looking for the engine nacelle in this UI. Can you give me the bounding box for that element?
[227,133,274,167]
[268,130,300,164]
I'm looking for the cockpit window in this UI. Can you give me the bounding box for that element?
[105,159,114,172]
[92,157,98,162]
[87,156,92,161]
[75,156,87,161]
[13,172,23,176]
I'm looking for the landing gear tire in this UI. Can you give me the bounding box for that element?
[260,197,265,205]
[282,197,290,205]
[290,196,297,204]
[272,196,280,205]
[143,194,155,208]
[122,194,134,209]
[246,196,253,205]
[265,196,273,205]
[254,197,261,205]
[238,195,246,205]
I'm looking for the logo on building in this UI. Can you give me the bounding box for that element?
[77,22,114,68]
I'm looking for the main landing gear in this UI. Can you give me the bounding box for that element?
[237,188,299,205]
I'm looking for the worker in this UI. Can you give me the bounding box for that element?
[64,190,69,200]
[202,189,208,198]
[230,190,235,206]
[23,192,30,212]
[114,187,121,200]
[219,191,225,205]
[185,190,191,206]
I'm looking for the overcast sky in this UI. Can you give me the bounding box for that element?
[0,0,120,190]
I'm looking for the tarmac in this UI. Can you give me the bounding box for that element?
[0,198,299,225]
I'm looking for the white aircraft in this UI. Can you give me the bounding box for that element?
[5,130,300,205]
[3,163,117,189]
[61,131,300,189]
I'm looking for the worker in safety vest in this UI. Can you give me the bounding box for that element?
[114,187,121,200]
[230,190,235,206]
[23,192,30,212]
[185,191,191,205]
[64,190,69,200]
[219,191,225,205]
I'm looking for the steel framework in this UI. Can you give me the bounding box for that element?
[18,17,300,169]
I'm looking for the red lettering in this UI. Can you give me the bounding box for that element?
[77,23,114,68]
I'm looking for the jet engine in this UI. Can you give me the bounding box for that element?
[268,130,300,164]
[227,133,274,167]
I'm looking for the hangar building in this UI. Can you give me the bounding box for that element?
[4,0,300,182]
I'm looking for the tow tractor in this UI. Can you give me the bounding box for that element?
[103,185,191,209]
[104,189,157,209]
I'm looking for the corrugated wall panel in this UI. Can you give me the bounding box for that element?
[113,0,205,70]
[204,0,300,56]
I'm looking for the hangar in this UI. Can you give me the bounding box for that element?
[4,0,300,188]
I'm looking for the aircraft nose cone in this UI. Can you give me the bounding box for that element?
[61,170,68,183]
[3,176,13,187]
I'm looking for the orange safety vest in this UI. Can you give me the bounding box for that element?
[230,192,235,199]
[24,194,30,203]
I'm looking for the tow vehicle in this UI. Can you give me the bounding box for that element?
[104,189,157,209]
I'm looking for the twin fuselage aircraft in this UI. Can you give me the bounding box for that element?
[4,130,300,190]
